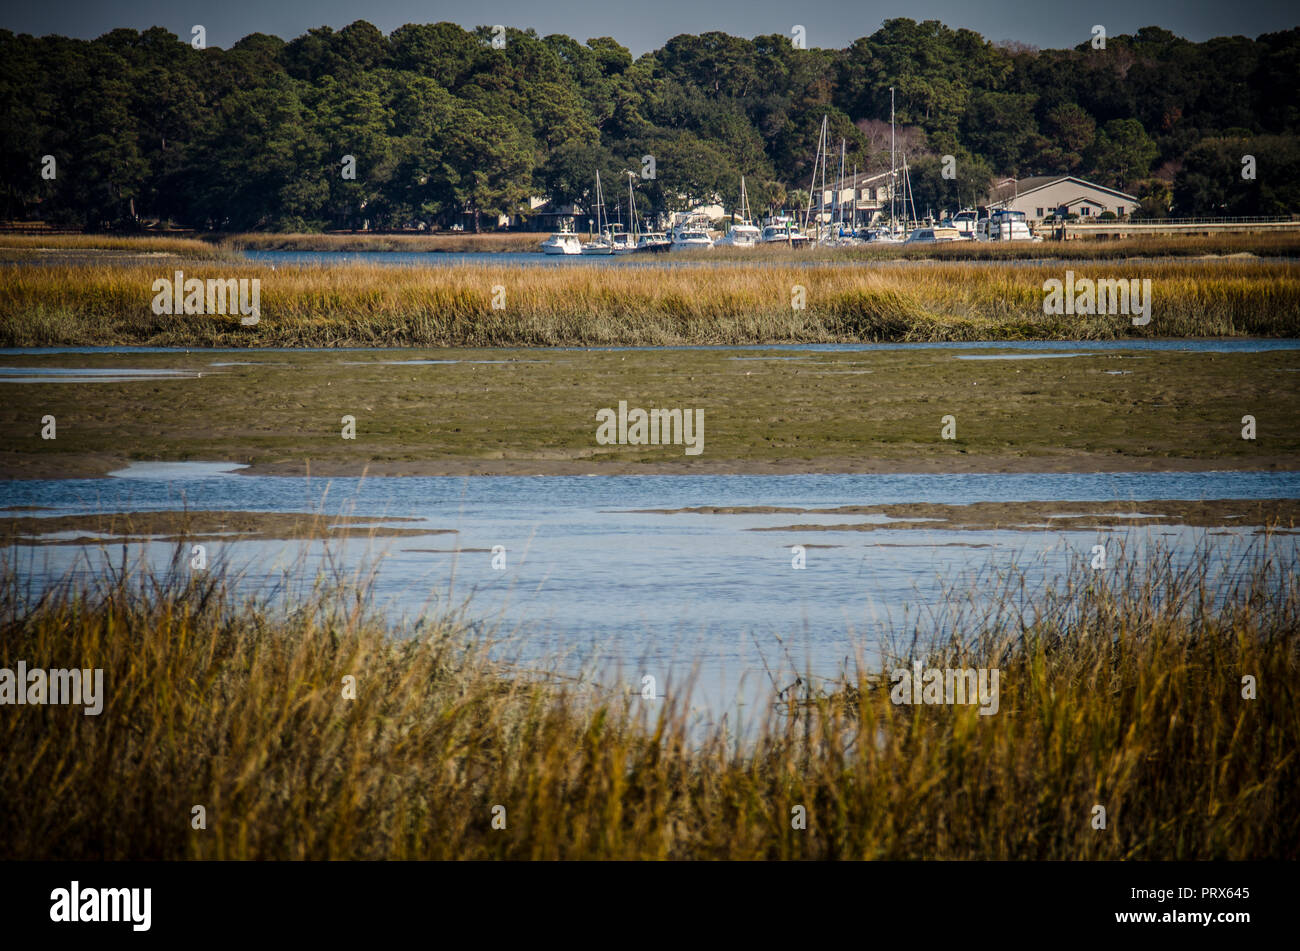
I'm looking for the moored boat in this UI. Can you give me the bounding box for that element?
[717,223,761,247]
[761,220,809,245]
[943,209,979,239]
[717,176,761,248]
[540,231,582,254]
[636,232,671,252]
[581,170,616,254]
[976,209,1037,241]
[670,229,713,251]
[903,225,962,244]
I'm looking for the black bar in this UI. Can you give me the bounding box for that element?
[0,861,1288,940]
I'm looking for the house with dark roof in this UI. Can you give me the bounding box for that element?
[986,176,1138,224]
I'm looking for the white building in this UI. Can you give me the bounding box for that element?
[988,176,1138,225]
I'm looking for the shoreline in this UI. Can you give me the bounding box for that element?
[5,499,1296,544]
[4,452,1299,481]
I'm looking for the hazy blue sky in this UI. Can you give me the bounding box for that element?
[2,0,1294,54]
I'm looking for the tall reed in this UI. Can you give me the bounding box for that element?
[3,258,1297,347]
[0,234,231,258]
[1,536,1295,859]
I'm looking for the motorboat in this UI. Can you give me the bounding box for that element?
[761,221,809,245]
[717,223,761,247]
[636,232,671,252]
[904,226,962,244]
[976,209,1037,241]
[943,209,979,239]
[670,229,713,251]
[761,223,807,244]
[605,223,636,254]
[540,231,582,255]
[864,230,902,244]
[671,212,713,237]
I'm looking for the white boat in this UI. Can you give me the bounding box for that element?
[864,227,904,244]
[761,221,808,245]
[717,223,761,247]
[540,231,582,255]
[605,223,636,254]
[943,209,979,239]
[670,229,713,251]
[671,212,713,237]
[976,209,1036,241]
[636,232,670,252]
[717,176,761,247]
[617,172,651,253]
[818,232,860,247]
[904,226,962,244]
[581,171,615,254]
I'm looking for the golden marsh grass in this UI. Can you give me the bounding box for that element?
[3,258,1298,347]
[1,537,1296,860]
[0,234,229,258]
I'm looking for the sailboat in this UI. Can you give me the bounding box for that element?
[866,87,904,244]
[608,173,639,253]
[820,138,858,247]
[801,115,829,244]
[625,173,670,251]
[717,176,761,247]
[899,153,920,238]
[581,171,614,255]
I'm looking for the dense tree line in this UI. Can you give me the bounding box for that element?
[1,19,1297,230]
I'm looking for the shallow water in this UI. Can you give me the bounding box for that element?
[5,338,1299,358]
[238,249,1300,271]
[4,468,1296,717]
[0,366,201,383]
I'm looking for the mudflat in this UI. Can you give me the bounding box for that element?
[629,499,1300,532]
[0,345,1296,479]
[0,509,450,544]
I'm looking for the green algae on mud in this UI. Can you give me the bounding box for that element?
[0,345,1297,479]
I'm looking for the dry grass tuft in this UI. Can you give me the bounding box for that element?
[1,537,1295,859]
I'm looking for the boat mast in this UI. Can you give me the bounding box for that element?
[820,120,828,240]
[851,162,857,231]
[803,115,827,241]
[627,171,639,241]
[837,138,846,233]
[890,86,896,235]
[903,155,917,228]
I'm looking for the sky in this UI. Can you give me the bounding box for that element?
[1,0,1295,54]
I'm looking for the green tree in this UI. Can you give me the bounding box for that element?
[1088,118,1158,191]
[960,90,1038,175]
[1173,135,1300,215]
